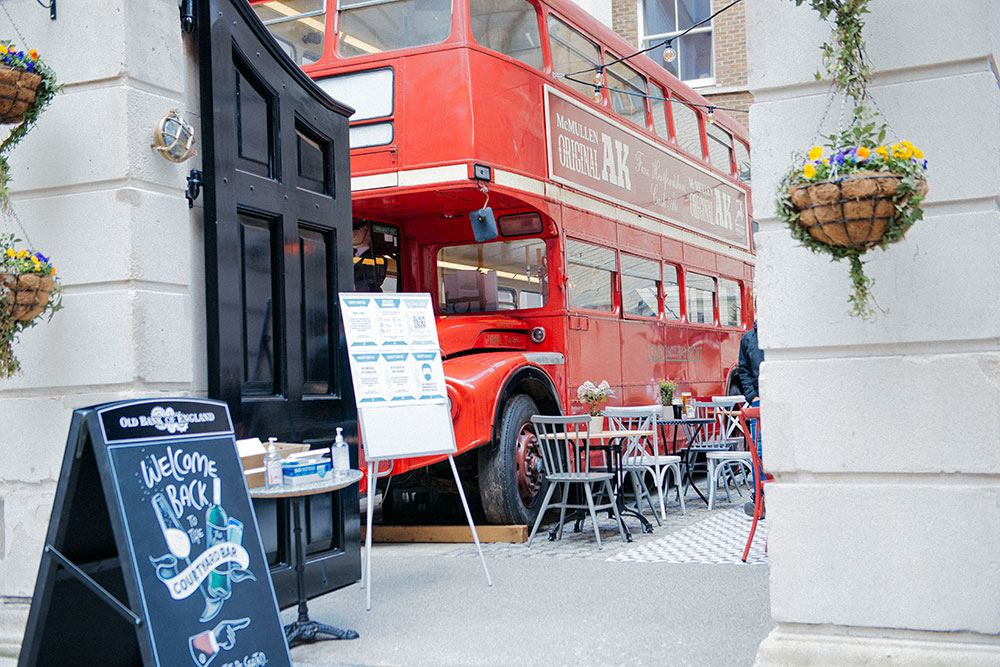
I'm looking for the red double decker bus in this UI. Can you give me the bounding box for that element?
[252,0,754,525]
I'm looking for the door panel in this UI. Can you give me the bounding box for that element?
[198,0,359,607]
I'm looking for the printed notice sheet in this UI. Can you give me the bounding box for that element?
[340,294,447,407]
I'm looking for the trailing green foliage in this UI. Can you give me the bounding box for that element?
[780,0,928,319]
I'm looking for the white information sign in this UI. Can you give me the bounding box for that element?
[340,293,491,608]
[340,294,447,407]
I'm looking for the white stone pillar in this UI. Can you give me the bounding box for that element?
[0,1,200,660]
[747,1,1000,663]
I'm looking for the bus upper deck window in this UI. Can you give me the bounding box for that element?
[706,122,733,174]
[734,140,751,184]
[469,0,543,70]
[437,238,548,313]
[338,0,453,58]
[607,56,648,128]
[672,99,702,158]
[548,16,601,99]
[253,0,326,66]
[651,84,669,141]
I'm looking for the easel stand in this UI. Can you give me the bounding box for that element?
[363,455,492,611]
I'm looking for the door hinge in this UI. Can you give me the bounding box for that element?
[179,0,196,33]
[186,169,203,208]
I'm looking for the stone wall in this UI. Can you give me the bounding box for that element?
[747,0,1000,663]
[0,0,201,659]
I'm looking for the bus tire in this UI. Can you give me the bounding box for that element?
[478,394,543,526]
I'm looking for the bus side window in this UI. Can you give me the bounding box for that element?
[651,84,670,142]
[663,264,681,320]
[469,0,543,70]
[706,122,734,175]
[567,239,616,312]
[718,278,743,327]
[621,253,659,318]
[607,55,648,128]
[685,271,716,324]
[548,15,601,99]
[734,140,751,183]
[671,98,703,159]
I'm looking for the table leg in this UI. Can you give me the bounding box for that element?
[282,496,359,645]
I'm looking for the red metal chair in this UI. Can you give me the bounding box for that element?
[738,406,768,562]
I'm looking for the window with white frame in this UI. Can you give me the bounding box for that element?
[640,0,713,84]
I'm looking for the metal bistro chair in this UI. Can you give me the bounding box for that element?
[705,396,754,509]
[605,405,685,524]
[527,414,626,550]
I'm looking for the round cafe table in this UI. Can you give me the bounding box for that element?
[249,469,363,645]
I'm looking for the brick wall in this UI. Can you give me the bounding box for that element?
[712,0,747,87]
[611,0,639,47]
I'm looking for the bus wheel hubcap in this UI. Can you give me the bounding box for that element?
[514,424,541,508]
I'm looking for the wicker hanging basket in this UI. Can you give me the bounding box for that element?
[0,272,54,320]
[788,171,928,250]
[0,65,41,124]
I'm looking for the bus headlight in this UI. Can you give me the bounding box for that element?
[530,326,546,343]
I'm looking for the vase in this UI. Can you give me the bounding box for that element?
[0,65,41,125]
[0,272,55,320]
[589,414,603,434]
[789,170,928,250]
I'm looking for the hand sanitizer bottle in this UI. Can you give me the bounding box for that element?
[264,437,282,488]
[332,427,350,479]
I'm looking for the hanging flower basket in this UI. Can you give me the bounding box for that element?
[0,64,41,125]
[0,234,62,378]
[790,170,928,250]
[0,271,54,320]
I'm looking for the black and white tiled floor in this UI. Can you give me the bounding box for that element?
[609,505,767,565]
[437,483,768,565]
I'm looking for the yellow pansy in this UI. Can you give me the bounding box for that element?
[808,146,823,160]
[913,147,923,159]
[875,146,888,159]
[5,248,13,257]
[803,163,816,179]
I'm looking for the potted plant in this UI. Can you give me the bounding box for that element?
[0,42,60,207]
[777,0,929,319]
[576,380,614,432]
[656,379,680,418]
[0,233,61,378]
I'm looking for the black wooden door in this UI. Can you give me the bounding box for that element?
[196,0,359,606]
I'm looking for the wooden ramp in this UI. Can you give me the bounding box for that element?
[361,524,528,543]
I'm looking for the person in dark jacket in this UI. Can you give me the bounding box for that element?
[738,319,764,516]
[738,320,763,404]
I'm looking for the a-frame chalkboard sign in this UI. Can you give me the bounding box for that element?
[18,399,291,667]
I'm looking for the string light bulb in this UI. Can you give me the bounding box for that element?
[662,41,676,64]
[707,106,715,124]
[592,87,603,103]
[593,69,605,86]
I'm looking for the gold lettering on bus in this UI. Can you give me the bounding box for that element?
[647,343,703,363]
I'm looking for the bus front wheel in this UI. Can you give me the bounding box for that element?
[478,395,544,525]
